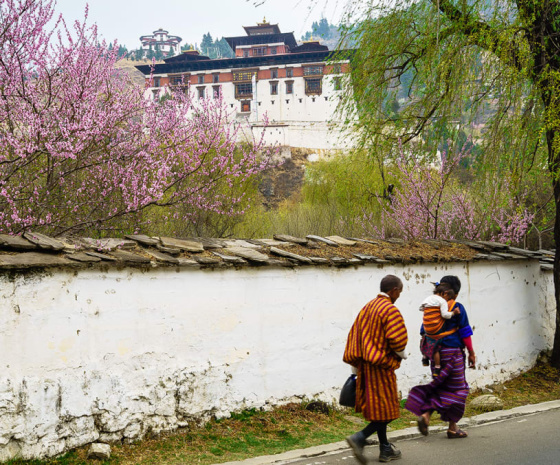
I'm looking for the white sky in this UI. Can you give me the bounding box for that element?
[53,0,347,50]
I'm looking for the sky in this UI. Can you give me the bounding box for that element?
[53,0,347,50]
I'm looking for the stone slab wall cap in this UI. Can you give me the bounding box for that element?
[0,252,75,269]
[349,237,381,245]
[87,443,111,460]
[265,258,293,267]
[67,253,102,263]
[125,234,160,247]
[194,256,222,265]
[473,253,489,260]
[81,237,136,251]
[487,254,505,261]
[192,237,226,249]
[212,252,248,264]
[507,246,538,256]
[145,250,179,264]
[273,234,308,245]
[108,250,151,264]
[478,240,509,250]
[223,239,262,249]
[541,263,554,271]
[270,246,312,263]
[159,237,204,253]
[353,253,378,262]
[176,258,199,267]
[0,233,37,250]
[492,252,528,260]
[325,235,357,246]
[257,238,294,247]
[23,231,65,251]
[310,257,330,264]
[156,244,181,255]
[84,251,118,262]
[386,237,405,244]
[226,247,269,262]
[348,258,364,265]
[331,257,348,264]
[306,235,339,246]
[537,249,555,256]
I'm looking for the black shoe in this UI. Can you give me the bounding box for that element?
[346,433,368,465]
[379,443,402,462]
[422,357,430,367]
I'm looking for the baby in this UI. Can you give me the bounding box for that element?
[419,282,460,375]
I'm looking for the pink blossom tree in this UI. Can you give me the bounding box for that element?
[364,143,534,244]
[0,0,272,236]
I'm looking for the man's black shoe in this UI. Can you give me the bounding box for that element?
[346,433,368,465]
[379,443,402,462]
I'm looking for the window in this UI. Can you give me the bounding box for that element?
[286,68,293,78]
[233,71,257,82]
[285,81,293,94]
[241,101,251,112]
[333,77,342,91]
[304,66,323,76]
[213,85,221,99]
[213,73,220,83]
[169,74,189,86]
[152,89,159,101]
[252,47,266,56]
[197,75,205,84]
[243,49,249,58]
[271,47,277,55]
[153,77,161,87]
[270,82,278,95]
[305,78,322,95]
[333,64,342,74]
[270,69,278,79]
[235,83,253,98]
[197,87,205,99]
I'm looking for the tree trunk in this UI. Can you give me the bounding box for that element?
[549,129,560,368]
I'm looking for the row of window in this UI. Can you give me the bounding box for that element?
[241,46,286,58]
[160,65,333,88]
[155,77,340,100]
[238,95,326,113]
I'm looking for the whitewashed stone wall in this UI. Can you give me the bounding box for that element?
[0,259,555,460]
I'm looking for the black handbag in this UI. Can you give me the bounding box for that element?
[339,374,356,407]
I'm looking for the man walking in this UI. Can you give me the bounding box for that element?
[343,275,408,463]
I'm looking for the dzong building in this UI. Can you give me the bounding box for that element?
[136,21,354,153]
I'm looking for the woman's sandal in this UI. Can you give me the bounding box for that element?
[447,429,468,439]
[417,416,429,436]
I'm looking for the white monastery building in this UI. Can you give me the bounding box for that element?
[136,21,354,151]
[139,28,182,56]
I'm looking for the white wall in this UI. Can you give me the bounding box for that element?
[0,260,554,459]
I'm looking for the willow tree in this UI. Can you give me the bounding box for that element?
[334,0,560,366]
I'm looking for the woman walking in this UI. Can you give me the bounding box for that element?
[405,275,476,438]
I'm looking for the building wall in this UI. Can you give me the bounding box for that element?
[146,64,351,151]
[0,259,555,459]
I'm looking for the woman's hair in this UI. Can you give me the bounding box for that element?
[434,282,453,295]
[440,275,461,295]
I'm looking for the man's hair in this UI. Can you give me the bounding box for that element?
[440,275,461,295]
[380,274,402,293]
[434,282,453,295]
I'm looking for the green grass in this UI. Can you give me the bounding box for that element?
[7,363,560,465]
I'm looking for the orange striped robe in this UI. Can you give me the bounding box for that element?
[343,295,408,421]
[424,299,457,339]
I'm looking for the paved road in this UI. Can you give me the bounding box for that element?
[283,409,560,465]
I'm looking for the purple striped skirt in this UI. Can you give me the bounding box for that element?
[405,347,469,423]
